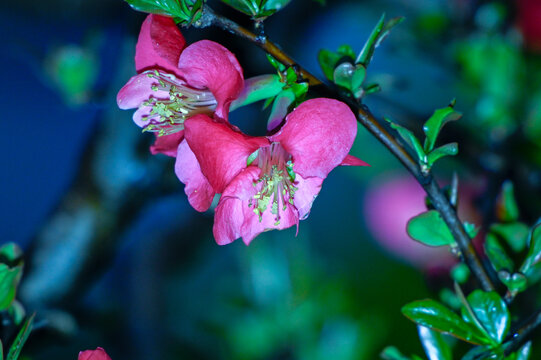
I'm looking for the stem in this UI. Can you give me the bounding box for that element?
[199,6,495,292]
[504,309,541,355]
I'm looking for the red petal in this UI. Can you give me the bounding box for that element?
[340,154,370,167]
[150,131,184,157]
[78,348,111,360]
[270,98,358,179]
[183,115,268,194]
[175,140,215,212]
[177,40,244,120]
[213,167,298,245]
[292,175,323,220]
[135,14,186,76]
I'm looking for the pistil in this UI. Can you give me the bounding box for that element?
[249,143,298,225]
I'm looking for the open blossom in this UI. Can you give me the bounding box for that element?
[178,98,368,245]
[78,347,111,360]
[116,14,244,156]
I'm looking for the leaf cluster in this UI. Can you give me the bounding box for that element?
[124,0,203,25]
[318,14,404,100]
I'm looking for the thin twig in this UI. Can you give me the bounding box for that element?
[198,5,495,293]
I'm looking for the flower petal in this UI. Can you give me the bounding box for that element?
[117,73,169,110]
[183,115,268,193]
[270,98,359,179]
[150,131,184,157]
[175,140,215,212]
[177,40,244,120]
[340,154,370,167]
[214,167,298,245]
[78,347,111,360]
[135,14,186,76]
[292,174,323,220]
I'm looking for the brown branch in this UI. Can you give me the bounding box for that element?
[198,6,495,292]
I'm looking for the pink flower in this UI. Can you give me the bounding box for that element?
[78,347,111,360]
[117,14,244,156]
[178,98,368,245]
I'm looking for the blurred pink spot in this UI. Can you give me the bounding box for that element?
[363,176,454,268]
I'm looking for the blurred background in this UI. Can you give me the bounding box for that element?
[2,0,541,358]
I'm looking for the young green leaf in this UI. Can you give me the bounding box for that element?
[489,222,529,253]
[230,75,284,111]
[496,181,519,222]
[333,62,355,90]
[125,0,200,23]
[351,64,367,95]
[264,0,291,11]
[422,102,462,153]
[402,299,489,345]
[318,49,343,81]
[0,264,22,311]
[407,210,454,247]
[386,119,427,165]
[485,233,514,272]
[519,220,541,283]
[356,14,385,65]
[498,271,527,294]
[426,142,458,167]
[267,88,296,131]
[462,290,510,344]
[418,325,452,360]
[7,313,34,360]
[451,263,470,284]
[0,243,23,265]
[380,346,411,360]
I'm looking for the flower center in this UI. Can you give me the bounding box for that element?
[248,143,298,226]
[141,70,217,136]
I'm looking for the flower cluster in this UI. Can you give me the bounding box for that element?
[118,14,368,245]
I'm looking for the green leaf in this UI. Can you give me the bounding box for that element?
[318,49,342,81]
[266,54,285,71]
[490,222,529,253]
[519,219,541,282]
[451,263,470,284]
[485,233,514,272]
[356,14,385,65]
[221,0,256,16]
[461,346,492,360]
[351,64,367,94]
[418,325,452,360]
[0,340,3,360]
[267,88,296,131]
[462,290,510,344]
[380,346,411,360]
[422,102,462,153]
[230,75,284,111]
[407,210,454,247]
[7,313,34,360]
[427,142,458,166]
[496,181,519,222]
[356,15,404,66]
[0,264,22,311]
[0,243,23,267]
[464,222,479,239]
[264,0,291,12]
[402,299,488,345]
[386,119,427,165]
[498,271,527,293]
[333,62,355,90]
[125,0,199,22]
[511,341,532,360]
